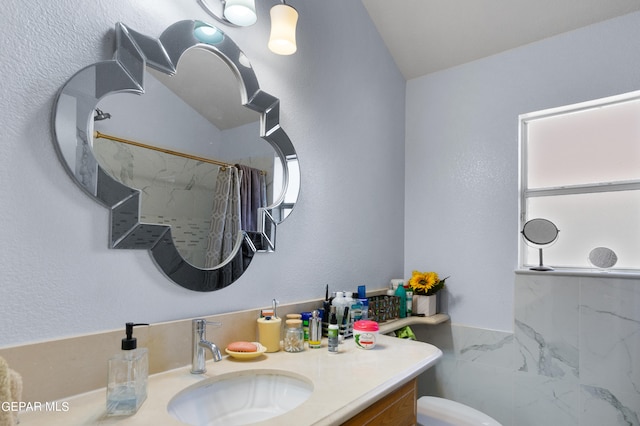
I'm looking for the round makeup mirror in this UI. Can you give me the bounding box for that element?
[588,247,618,269]
[521,218,559,271]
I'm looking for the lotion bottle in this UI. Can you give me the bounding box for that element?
[107,323,149,416]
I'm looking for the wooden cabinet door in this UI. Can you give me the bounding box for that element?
[341,378,417,426]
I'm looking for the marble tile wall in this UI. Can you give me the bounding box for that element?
[414,274,639,426]
[94,140,277,264]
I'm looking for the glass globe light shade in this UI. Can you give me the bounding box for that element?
[224,0,257,27]
[268,3,298,55]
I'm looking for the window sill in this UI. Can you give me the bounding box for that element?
[515,268,640,279]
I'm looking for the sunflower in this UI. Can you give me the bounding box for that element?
[409,270,447,296]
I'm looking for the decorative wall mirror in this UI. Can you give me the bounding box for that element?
[52,20,300,291]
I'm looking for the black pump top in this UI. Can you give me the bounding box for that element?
[122,322,149,350]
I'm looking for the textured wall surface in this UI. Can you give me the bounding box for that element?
[405,11,640,331]
[0,0,405,346]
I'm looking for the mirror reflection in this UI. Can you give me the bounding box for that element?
[92,47,281,268]
[51,20,300,291]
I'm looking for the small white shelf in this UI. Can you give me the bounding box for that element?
[378,314,450,334]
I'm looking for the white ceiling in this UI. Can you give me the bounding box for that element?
[361,0,640,80]
[150,1,640,128]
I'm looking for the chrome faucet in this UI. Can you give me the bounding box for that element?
[191,319,222,374]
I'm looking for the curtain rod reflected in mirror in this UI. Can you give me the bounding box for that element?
[94,131,235,169]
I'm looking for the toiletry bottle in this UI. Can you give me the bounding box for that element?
[332,291,345,324]
[107,323,149,416]
[301,312,312,341]
[405,284,413,316]
[309,310,322,349]
[341,306,350,340]
[322,300,331,323]
[360,298,369,320]
[328,307,339,354]
[343,292,354,330]
[395,281,407,318]
[343,291,354,313]
[357,285,367,300]
[351,298,363,322]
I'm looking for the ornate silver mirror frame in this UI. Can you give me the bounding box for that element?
[51,20,299,291]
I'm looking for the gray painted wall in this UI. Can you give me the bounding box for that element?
[0,0,405,346]
[405,11,640,331]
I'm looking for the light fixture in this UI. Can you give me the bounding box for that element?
[223,0,257,27]
[197,0,256,27]
[268,1,298,55]
[198,0,300,54]
[193,22,225,44]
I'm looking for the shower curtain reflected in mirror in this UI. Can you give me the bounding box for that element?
[205,167,242,268]
[236,164,267,232]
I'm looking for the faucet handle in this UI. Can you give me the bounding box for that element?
[193,318,222,326]
[192,319,222,334]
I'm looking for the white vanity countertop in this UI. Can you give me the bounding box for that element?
[18,334,442,425]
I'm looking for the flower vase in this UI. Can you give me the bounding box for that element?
[414,295,437,316]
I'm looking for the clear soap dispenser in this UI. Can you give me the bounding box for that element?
[107,322,149,416]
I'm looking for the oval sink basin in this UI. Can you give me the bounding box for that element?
[167,370,313,426]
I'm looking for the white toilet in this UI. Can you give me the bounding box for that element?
[416,396,502,426]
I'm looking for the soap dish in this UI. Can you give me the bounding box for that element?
[225,342,267,360]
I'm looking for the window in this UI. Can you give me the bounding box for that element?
[519,91,640,271]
